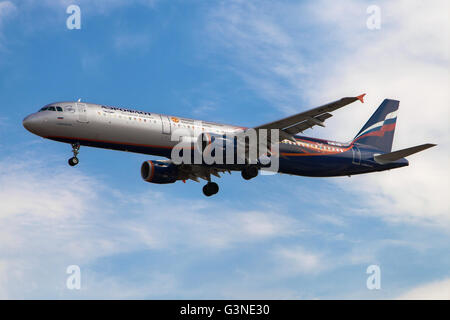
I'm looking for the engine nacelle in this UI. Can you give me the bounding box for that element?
[141,160,179,184]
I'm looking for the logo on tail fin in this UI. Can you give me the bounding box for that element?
[354,110,397,141]
[353,99,399,152]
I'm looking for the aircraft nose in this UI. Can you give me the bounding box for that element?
[23,114,40,134]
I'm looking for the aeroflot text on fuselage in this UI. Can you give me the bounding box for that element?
[22,94,436,196]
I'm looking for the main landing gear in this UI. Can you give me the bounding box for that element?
[203,182,219,197]
[68,143,80,167]
[241,166,258,180]
[201,166,258,197]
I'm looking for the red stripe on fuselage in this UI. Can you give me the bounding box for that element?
[45,135,194,150]
[46,135,353,158]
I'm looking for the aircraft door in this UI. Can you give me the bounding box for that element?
[160,115,171,135]
[352,145,361,165]
[77,103,88,123]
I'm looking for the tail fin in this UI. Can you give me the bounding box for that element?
[353,99,399,152]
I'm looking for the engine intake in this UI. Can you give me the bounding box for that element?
[141,160,179,184]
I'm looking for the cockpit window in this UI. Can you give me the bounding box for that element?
[39,105,63,111]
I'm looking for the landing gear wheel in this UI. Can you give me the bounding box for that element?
[241,166,258,180]
[203,182,219,197]
[68,143,80,167]
[68,157,79,166]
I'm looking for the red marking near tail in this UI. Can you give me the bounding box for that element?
[353,123,396,142]
[357,93,366,103]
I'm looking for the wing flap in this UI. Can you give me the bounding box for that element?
[284,112,332,135]
[254,95,364,132]
[178,164,228,182]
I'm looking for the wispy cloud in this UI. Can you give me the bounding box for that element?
[0,154,305,298]
[27,0,158,14]
[396,277,450,300]
[273,246,324,276]
[206,1,313,114]
[191,100,217,117]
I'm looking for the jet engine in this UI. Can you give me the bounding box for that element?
[141,160,180,184]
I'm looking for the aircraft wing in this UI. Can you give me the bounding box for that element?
[250,94,366,143]
[178,164,230,182]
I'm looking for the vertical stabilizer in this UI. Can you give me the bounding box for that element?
[353,99,399,152]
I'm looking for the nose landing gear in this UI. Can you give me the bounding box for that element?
[68,143,80,167]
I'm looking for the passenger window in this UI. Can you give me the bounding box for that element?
[56,107,63,112]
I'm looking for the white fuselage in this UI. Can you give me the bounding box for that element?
[23,102,244,157]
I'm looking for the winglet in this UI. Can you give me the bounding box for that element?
[357,93,366,103]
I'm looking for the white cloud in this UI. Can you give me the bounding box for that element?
[274,246,323,275]
[314,214,347,227]
[121,201,303,250]
[309,0,450,229]
[191,100,217,117]
[0,159,99,220]
[0,260,9,299]
[0,155,303,298]
[4,155,437,299]
[397,278,450,300]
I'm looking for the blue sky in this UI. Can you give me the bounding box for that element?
[0,0,449,299]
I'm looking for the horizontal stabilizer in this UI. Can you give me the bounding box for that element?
[374,143,436,164]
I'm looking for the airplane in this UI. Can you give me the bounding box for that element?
[23,94,436,196]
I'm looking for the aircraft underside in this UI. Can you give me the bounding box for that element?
[48,135,409,180]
